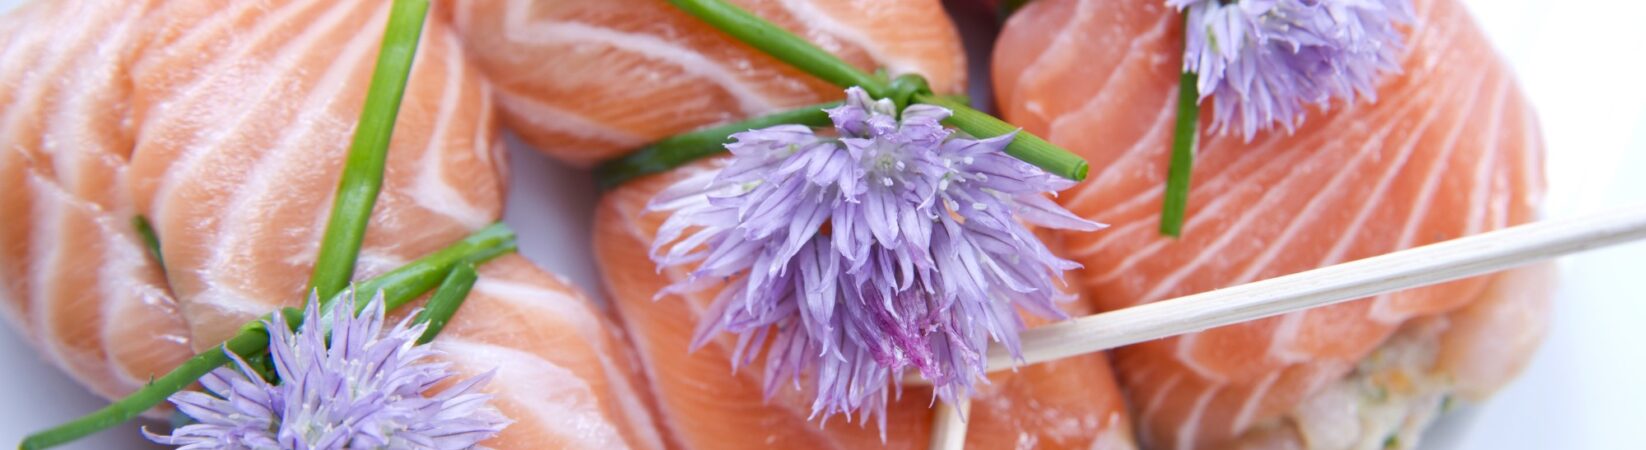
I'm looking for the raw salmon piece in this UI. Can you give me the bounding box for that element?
[1242,265,1556,450]
[0,0,193,403]
[441,0,967,167]
[992,0,1546,448]
[593,160,1138,450]
[125,0,506,348]
[435,254,668,450]
[0,1,666,447]
[119,2,664,448]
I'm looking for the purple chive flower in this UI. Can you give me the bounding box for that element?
[145,292,508,450]
[649,87,1102,428]
[1170,0,1414,139]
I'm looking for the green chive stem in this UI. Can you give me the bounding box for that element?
[315,223,515,323]
[132,216,164,272]
[665,0,1088,181]
[19,330,268,450]
[414,262,478,345]
[917,94,1089,181]
[594,93,977,188]
[308,0,431,301]
[1160,70,1201,237]
[668,0,888,97]
[594,101,840,189]
[18,224,515,450]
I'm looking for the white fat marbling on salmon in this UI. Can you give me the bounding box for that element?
[995,0,1547,447]
[3,3,663,449]
[439,339,632,450]
[494,95,652,149]
[414,31,498,231]
[474,278,602,341]
[27,173,72,370]
[146,0,357,220]
[474,273,667,450]
[199,2,386,307]
[445,0,966,166]
[0,0,195,404]
[772,0,916,78]
[492,0,777,114]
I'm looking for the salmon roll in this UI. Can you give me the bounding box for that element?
[992,0,1548,448]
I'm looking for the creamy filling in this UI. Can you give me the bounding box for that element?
[1244,319,1459,450]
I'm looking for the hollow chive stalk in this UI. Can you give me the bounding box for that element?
[1159,73,1202,236]
[18,223,516,450]
[594,101,840,189]
[667,0,888,96]
[413,262,478,345]
[917,94,1089,181]
[315,223,515,327]
[666,0,1089,182]
[594,93,976,188]
[308,0,431,301]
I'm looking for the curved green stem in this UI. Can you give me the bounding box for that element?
[594,101,840,189]
[667,0,888,97]
[665,0,1088,181]
[917,94,1089,181]
[308,0,431,300]
[315,223,515,325]
[18,224,515,450]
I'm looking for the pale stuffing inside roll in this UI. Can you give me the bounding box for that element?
[1236,265,1555,450]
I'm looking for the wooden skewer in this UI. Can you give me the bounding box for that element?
[906,204,1646,386]
[927,398,971,450]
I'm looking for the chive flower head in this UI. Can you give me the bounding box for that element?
[1170,0,1414,138]
[649,87,1101,427]
[145,292,508,449]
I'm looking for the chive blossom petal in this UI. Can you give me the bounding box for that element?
[649,87,1102,427]
[1171,0,1414,139]
[144,292,508,450]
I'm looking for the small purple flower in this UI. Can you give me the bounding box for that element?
[145,292,509,450]
[650,87,1102,428]
[1169,0,1414,139]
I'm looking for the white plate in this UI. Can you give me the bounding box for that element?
[2,0,1644,448]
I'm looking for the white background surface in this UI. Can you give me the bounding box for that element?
[2,0,1643,448]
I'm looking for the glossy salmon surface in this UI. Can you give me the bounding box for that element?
[993,0,1547,447]
[593,161,1139,449]
[444,0,968,166]
[0,1,663,447]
